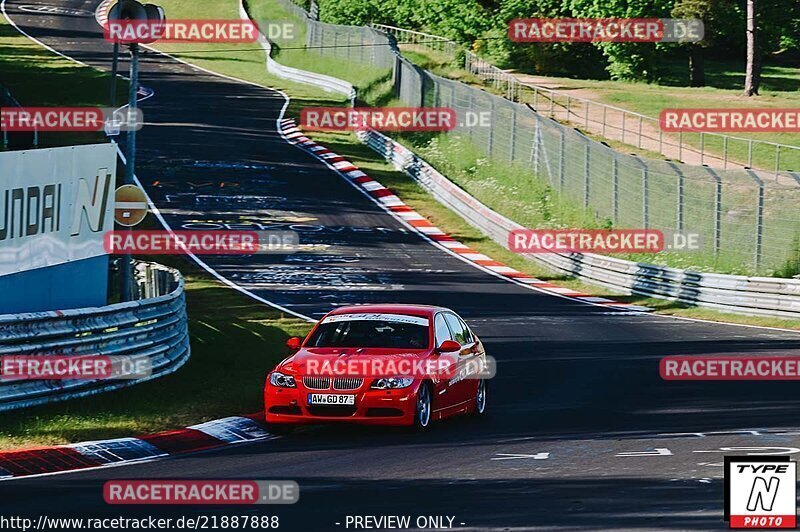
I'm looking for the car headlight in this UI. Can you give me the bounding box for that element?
[371,377,414,390]
[270,371,296,388]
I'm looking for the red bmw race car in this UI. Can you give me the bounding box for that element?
[264,304,489,432]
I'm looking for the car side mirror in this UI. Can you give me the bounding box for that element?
[436,340,461,353]
[286,337,302,350]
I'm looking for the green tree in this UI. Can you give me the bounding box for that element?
[564,0,675,81]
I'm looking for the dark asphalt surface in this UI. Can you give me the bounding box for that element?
[4,1,800,529]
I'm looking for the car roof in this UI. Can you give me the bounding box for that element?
[326,304,451,318]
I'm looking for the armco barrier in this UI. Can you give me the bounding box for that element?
[245,2,800,319]
[241,0,355,102]
[0,261,190,411]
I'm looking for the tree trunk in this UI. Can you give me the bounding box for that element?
[689,46,705,87]
[743,0,760,96]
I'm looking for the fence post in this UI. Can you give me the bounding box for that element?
[631,156,649,228]
[747,139,753,168]
[700,132,705,165]
[745,169,764,271]
[703,166,722,258]
[611,156,619,223]
[583,142,590,209]
[637,115,643,149]
[667,161,685,232]
[678,131,683,162]
[558,128,565,191]
[775,145,781,178]
[584,101,589,129]
[509,107,517,162]
[621,111,626,144]
[723,136,728,169]
[486,96,494,156]
[602,106,607,137]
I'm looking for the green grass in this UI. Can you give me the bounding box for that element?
[0,17,123,149]
[0,258,311,450]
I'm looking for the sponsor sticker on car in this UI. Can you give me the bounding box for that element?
[320,313,429,326]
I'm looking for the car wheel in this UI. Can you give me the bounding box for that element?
[474,379,487,415]
[413,382,432,431]
[266,423,295,436]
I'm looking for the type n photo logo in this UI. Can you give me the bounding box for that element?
[725,456,797,529]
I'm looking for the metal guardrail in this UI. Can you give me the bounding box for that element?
[0,261,190,411]
[371,23,800,177]
[249,1,800,317]
[241,0,355,101]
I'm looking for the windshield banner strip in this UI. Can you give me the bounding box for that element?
[320,313,429,326]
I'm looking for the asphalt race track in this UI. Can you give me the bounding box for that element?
[4,1,800,529]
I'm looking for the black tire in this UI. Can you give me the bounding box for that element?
[473,379,487,416]
[413,382,433,431]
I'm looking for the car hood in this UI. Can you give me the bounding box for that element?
[280,347,431,375]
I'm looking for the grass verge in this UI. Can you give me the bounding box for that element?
[0,255,311,451]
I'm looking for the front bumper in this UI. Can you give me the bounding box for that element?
[264,378,419,426]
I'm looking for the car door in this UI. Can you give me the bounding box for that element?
[442,312,481,407]
[432,312,461,409]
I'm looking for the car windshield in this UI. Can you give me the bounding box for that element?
[307,314,430,349]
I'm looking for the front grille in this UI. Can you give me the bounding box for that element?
[333,377,363,390]
[303,376,330,390]
[307,406,358,417]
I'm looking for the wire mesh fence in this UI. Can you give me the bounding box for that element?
[281,0,800,274]
[376,23,800,177]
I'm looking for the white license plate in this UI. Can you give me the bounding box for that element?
[308,393,355,406]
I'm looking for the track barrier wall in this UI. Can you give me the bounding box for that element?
[0,261,190,411]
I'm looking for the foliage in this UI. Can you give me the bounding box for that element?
[316,0,800,82]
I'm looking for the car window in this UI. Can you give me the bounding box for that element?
[308,315,430,349]
[444,313,470,345]
[434,313,452,347]
[458,316,475,343]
